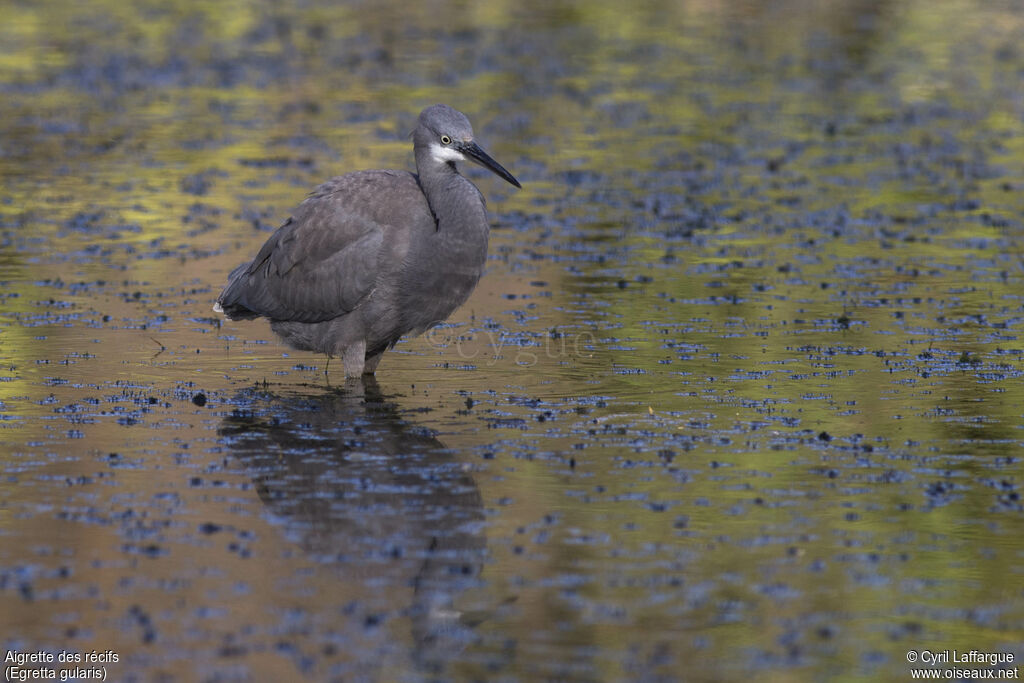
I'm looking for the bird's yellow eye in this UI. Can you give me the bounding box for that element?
[440,135,452,145]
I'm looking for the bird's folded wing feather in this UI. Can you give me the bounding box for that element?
[221,172,416,323]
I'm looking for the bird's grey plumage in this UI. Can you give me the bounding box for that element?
[215,104,521,378]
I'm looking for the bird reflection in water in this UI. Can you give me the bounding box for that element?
[218,379,491,677]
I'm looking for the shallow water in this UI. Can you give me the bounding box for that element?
[2,0,1024,680]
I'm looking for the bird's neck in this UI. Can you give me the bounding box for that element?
[417,163,487,237]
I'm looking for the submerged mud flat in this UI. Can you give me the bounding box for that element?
[2,0,1024,680]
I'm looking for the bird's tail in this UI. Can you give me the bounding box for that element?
[214,262,263,320]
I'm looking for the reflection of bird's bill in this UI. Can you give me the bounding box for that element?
[459,141,521,189]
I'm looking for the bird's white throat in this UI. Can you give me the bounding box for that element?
[431,144,466,165]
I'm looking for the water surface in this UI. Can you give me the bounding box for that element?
[2,1,1024,680]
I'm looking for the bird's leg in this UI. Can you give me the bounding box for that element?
[342,340,367,379]
[363,352,384,375]
[324,354,331,377]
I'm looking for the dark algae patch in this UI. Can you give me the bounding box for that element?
[1,1,1024,681]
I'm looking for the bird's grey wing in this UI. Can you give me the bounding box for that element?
[218,171,418,323]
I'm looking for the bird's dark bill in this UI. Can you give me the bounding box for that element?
[460,141,521,188]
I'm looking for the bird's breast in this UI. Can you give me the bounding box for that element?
[396,226,487,329]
